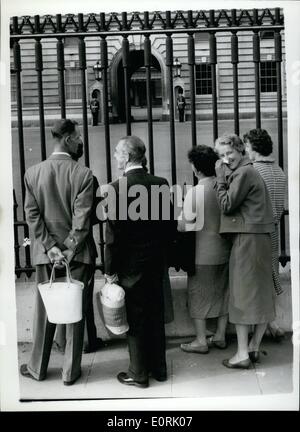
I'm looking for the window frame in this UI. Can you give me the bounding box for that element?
[260,59,277,96]
[10,70,17,105]
[195,62,213,96]
[194,58,218,99]
[65,63,82,103]
[63,37,82,104]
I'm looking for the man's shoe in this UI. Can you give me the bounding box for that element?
[20,364,45,381]
[83,338,106,354]
[152,373,167,382]
[222,358,251,369]
[150,369,167,382]
[63,372,81,386]
[117,372,149,388]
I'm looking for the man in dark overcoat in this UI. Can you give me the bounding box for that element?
[104,135,175,388]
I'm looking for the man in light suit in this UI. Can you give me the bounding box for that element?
[20,119,95,385]
[53,144,105,354]
[104,136,175,388]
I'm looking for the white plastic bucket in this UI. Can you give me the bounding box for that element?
[38,261,84,324]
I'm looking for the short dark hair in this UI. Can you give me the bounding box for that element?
[215,133,245,155]
[188,145,219,177]
[243,128,273,156]
[51,119,78,140]
[119,135,146,163]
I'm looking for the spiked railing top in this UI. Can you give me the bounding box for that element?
[10,8,284,36]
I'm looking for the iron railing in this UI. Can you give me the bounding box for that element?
[10,8,289,276]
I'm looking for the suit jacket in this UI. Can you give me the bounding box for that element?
[104,168,176,276]
[214,156,275,234]
[24,153,95,265]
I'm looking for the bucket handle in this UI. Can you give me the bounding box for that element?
[49,259,72,288]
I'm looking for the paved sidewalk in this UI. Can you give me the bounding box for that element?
[17,334,293,402]
[14,270,294,407]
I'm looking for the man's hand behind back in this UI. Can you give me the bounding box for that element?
[47,246,65,265]
[62,249,75,264]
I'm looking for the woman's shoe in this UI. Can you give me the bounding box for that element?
[268,324,285,343]
[207,336,227,350]
[180,342,209,354]
[222,358,251,369]
[214,340,227,349]
[249,350,267,363]
[249,351,260,363]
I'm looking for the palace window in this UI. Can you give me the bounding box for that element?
[194,33,212,96]
[260,61,277,93]
[10,71,17,103]
[10,47,17,104]
[65,64,82,101]
[64,38,81,102]
[195,62,212,95]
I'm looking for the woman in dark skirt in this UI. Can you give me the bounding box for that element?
[178,145,231,354]
[214,133,275,368]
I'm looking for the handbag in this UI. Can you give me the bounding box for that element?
[99,282,129,335]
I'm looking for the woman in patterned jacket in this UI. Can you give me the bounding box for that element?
[243,128,287,342]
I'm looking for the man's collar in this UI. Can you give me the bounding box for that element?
[52,152,71,157]
[48,152,73,161]
[124,165,143,173]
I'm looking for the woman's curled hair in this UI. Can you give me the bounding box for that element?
[188,145,219,177]
[215,133,245,155]
[243,128,273,156]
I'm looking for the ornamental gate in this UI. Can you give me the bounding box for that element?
[10,8,289,277]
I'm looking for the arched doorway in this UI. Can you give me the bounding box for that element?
[113,50,162,122]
